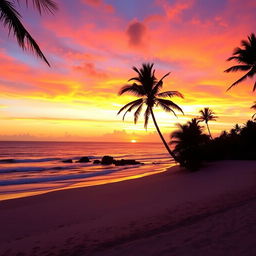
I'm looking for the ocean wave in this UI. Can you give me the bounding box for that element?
[0,156,101,164]
[0,157,61,164]
[0,166,48,173]
[0,166,136,186]
[0,162,93,174]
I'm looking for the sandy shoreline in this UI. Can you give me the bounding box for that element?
[1,160,256,256]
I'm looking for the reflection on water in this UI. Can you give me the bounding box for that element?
[0,141,175,200]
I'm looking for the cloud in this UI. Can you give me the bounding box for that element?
[2,116,121,123]
[82,0,114,12]
[157,0,194,21]
[126,21,147,47]
[1,0,256,141]
[73,62,108,78]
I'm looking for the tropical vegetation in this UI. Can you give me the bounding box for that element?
[171,118,209,170]
[0,0,57,65]
[251,102,256,119]
[171,118,256,171]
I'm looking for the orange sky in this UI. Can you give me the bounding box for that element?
[0,0,255,142]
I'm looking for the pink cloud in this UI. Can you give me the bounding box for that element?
[157,0,194,21]
[126,21,147,47]
[73,62,108,79]
[82,0,114,12]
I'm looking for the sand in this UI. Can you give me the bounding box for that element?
[0,160,256,256]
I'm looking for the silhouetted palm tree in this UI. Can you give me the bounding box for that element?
[230,124,241,135]
[225,33,256,91]
[0,0,57,66]
[198,107,217,139]
[170,118,209,170]
[118,63,184,162]
[171,119,206,151]
[251,101,256,119]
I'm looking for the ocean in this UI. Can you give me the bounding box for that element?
[0,141,175,201]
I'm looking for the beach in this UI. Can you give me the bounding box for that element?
[1,160,256,256]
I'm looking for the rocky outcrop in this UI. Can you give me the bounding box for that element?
[78,157,90,163]
[0,159,15,163]
[114,159,142,166]
[61,156,142,166]
[62,159,73,163]
[101,156,114,165]
[95,156,142,166]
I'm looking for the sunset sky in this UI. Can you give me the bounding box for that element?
[0,0,256,142]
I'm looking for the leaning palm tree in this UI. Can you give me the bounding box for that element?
[0,0,57,66]
[225,33,256,91]
[118,63,184,162]
[198,107,217,139]
[251,101,256,119]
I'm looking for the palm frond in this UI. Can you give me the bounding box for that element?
[226,68,255,91]
[241,39,251,49]
[157,90,184,98]
[24,0,57,14]
[151,72,170,95]
[118,83,145,96]
[224,65,251,73]
[134,103,143,124]
[132,66,141,76]
[144,106,151,129]
[251,102,256,110]
[232,47,243,56]
[153,72,170,90]
[226,56,243,62]
[128,77,141,83]
[117,98,143,115]
[122,99,143,121]
[156,98,184,115]
[0,0,50,65]
[156,99,177,117]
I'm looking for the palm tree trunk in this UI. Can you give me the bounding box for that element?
[206,122,213,139]
[150,108,179,163]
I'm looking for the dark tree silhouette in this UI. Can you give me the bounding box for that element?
[0,0,57,66]
[118,63,184,162]
[171,118,209,170]
[230,124,241,136]
[198,107,217,139]
[225,33,256,91]
[251,101,256,119]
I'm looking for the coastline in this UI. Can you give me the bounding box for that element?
[0,141,173,202]
[1,160,256,255]
[0,163,172,201]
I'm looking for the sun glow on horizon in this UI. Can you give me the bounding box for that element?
[131,139,137,143]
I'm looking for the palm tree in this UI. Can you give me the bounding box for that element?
[198,107,217,139]
[0,0,57,66]
[225,33,256,91]
[230,124,241,135]
[171,119,208,152]
[170,118,209,170]
[251,101,256,119]
[118,63,184,162]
